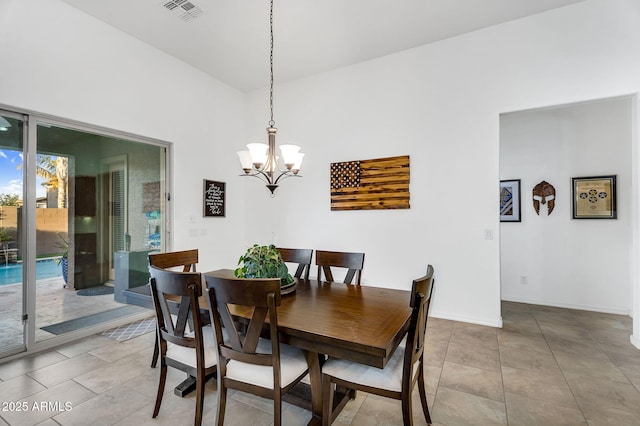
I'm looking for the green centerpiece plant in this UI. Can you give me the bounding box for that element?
[234,244,294,286]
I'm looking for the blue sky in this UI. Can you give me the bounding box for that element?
[0,149,46,198]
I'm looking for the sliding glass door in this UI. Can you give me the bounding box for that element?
[0,107,169,356]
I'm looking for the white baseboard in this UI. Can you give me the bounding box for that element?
[501,297,631,316]
[430,310,503,328]
[631,335,640,350]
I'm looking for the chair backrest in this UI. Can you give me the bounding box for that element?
[149,265,205,353]
[205,275,283,385]
[403,265,435,382]
[149,249,199,272]
[315,250,365,285]
[277,248,313,280]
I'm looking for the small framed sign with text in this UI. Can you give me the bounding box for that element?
[203,180,225,217]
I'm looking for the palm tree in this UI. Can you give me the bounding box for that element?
[17,154,69,208]
[54,156,68,208]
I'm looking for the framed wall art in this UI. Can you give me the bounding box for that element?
[500,179,521,222]
[330,155,410,211]
[571,175,616,219]
[203,179,226,217]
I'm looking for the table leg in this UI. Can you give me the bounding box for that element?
[301,352,353,425]
[174,370,217,397]
[306,351,323,421]
[174,375,197,397]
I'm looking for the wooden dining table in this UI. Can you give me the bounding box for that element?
[204,269,413,423]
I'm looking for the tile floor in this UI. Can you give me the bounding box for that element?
[0,301,638,425]
[0,277,132,350]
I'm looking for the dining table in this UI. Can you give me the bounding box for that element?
[203,269,413,424]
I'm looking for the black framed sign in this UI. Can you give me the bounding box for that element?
[571,175,616,219]
[500,179,521,222]
[203,180,225,217]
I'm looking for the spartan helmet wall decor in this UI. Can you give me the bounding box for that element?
[532,181,556,215]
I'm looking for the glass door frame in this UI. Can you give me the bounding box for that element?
[0,103,173,359]
[0,109,29,358]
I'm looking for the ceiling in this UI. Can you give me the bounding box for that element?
[59,0,586,92]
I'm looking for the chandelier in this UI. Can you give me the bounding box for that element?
[237,0,304,195]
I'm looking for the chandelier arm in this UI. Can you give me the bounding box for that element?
[272,171,288,185]
[240,170,273,186]
[253,168,276,185]
[271,162,291,175]
[273,171,302,185]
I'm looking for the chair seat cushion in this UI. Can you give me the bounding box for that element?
[226,338,308,389]
[322,340,416,393]
[166,325,219,368]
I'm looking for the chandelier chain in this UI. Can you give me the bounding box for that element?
[269,0,275,128]
[237,0,302,195]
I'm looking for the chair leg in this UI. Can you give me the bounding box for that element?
[151,332,159,368]
[322,375,334,426]
[216,378,227,426]
[401,391,413,426]
[274,391,282,426]
[152,362,167,418]
[194,368,205,426]
[418,368,432,425]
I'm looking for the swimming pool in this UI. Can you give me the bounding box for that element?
[0,258,62,286]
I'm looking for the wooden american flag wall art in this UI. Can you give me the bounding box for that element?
[330,155,410,211]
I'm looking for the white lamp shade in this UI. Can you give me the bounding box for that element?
[279,144,301,165]
[247,143,268,167]
[292,152,305,171]
[237,151,253,170]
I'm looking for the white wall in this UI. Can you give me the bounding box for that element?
[2,0,639,337]
[0,0,248,271]
[243,0,640,328]
[500,98,632,314]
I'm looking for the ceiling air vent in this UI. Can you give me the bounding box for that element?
[161,0,203,22]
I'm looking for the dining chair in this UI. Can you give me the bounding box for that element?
[321,265,435,426]
[315,250,365,285]
[149,265,217,426]
[204,275,309,426]
[148,249,199,272]
[148,249,200,368]
[277,247,313,280]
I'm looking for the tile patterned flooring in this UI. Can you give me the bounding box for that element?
[0,301,638,425]
[0,278,130,350]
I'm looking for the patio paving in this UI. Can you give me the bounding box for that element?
[0,277,151,352]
